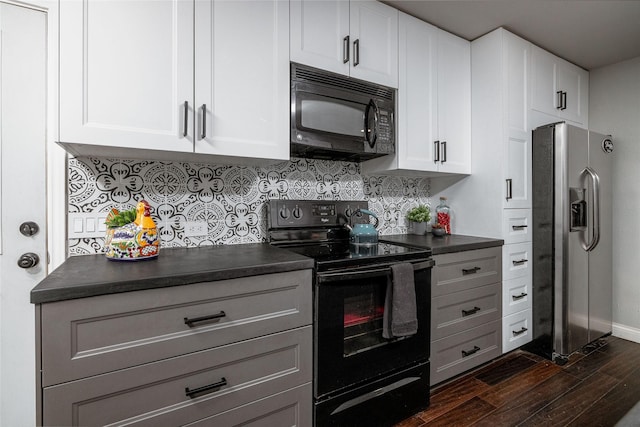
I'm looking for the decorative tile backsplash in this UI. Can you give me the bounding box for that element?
[68,157,431,255]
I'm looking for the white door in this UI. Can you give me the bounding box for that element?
[349,1,398,88]
[59,0,194,153]
[195,0,289,161]
[0,4,47,425]
[290,0,350,76]
[557,61,587,125]
[437,30,471,174]
[396,12,437,171]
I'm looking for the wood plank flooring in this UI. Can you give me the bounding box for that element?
[395,336,640,426]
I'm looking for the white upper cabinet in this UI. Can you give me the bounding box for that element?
[362,12,469,175]
[290,0,398,88]
[436,30,471,174]
[194,1,289,160]
[531,45,589,127]
[59,0,289,163]
[59,0,194,154]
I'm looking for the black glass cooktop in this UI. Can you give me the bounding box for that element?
[280,241,431,271]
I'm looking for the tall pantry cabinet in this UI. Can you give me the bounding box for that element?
[444,28,533,353]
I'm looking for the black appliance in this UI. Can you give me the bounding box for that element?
[290,63,395,162]
[268,199,432,427]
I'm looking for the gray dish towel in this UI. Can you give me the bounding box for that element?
[382,263,418,339]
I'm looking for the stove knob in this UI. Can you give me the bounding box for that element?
[292,206,302,219]
[279,206,290,219]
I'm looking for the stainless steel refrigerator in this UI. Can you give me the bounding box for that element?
[527,122,613,363]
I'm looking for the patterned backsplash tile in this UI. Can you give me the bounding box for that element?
[68,156,431,255]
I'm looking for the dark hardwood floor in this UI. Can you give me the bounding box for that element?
[395,336,640,426]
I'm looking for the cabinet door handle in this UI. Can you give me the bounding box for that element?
[353,39,360,66]
[506,178,513,201]
[556,90,563,110]
[512,225,528,230]
[441,140,447,163]
[462,306,481,317]
[184,311,226,327]
[434,140,440,162]
[462,266,481,275]
[562,91,568,110]
[185,377,227,399]
[183,101,189,137]
[200,104,207,139]
[343,35,350,63]
[512,259,528,266]
[512,327,528,336]
[512,292,528,300]
[462,345,480,357]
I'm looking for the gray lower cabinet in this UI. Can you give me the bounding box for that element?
[430,247,502,385]
[37,269,313,426]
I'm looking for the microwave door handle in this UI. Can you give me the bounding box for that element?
[364,99,378,148]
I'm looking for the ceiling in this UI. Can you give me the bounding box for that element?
[382,0,640,70]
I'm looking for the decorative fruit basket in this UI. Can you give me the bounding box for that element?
[104,200,159,261]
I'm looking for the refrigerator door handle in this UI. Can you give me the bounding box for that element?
[582,166,601,252]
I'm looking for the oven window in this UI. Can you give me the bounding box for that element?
[300,97,365,137]
[343,288,388,357]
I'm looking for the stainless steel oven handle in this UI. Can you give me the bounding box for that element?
[317,259,434,284]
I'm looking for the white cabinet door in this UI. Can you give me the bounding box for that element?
[557,59,588,125]
[504,134,531,209]
[290,0,350,76]
[531,45,588,126]
[396,12,438,171]
[59,0,194,152]
[437,30,470,174]
[349,1,398,88]
[195,0,289,161]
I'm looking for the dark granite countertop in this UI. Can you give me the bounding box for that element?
[31,244,314,304]
[381,234,503,255]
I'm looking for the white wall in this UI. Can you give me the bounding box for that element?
[590,56,640,338]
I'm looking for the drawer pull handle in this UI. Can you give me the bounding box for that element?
[512,259,528,266]
[462,266,481,275]
[512,225,528,230]
[185,377,227,399]
[462,306,481,317]
[512,292,528,300]
[513,327,528,336]
[184,311,226,327]
[462,346,480,357]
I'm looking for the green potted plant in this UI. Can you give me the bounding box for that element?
[406,204,431,235]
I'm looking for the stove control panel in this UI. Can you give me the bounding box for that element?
[268,199,369,228]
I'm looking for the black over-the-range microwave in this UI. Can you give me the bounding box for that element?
[290,62,395,162]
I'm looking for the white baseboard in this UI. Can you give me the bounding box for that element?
[612,322,640,344]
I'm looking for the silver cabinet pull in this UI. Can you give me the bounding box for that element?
[434,141,440,163]
[353,39,360,66]
[183,101,189,137]
[200,104,207,139]
[556,90,563,110]
[441,140,447,163]
[512,327,528,336]
[512,259,528,266]
[512,292,528,300]
[343,36,350,63]
[506,178,513,201]
[512,225,528,230]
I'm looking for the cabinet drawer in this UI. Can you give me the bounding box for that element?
[431,282,501,340]
[41,269,312,387]
[433,247,502,296]
[430,321,501,385]
[43,326,312,427]
[502,209,532,244]
[503,275,532,316]
[502,242,531,281]
[185,383,311,427]
[502,309,532,353]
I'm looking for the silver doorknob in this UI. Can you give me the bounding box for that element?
[19,221,39,237]
[17,253,39,269]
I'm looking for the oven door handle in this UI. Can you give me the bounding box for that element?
[317,259,434,284]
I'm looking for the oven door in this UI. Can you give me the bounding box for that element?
[314,259,433,399]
